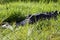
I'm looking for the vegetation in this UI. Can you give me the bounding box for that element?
[0,0,60,40]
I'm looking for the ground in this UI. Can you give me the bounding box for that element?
[0,0,60,40]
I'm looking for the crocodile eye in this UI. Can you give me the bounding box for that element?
[2,24,4,25]
[2,23,5,25]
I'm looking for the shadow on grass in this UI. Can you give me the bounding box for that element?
[0,0,58,4]
[3,11,26,23]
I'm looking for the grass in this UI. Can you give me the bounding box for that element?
[0,0,60,40]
